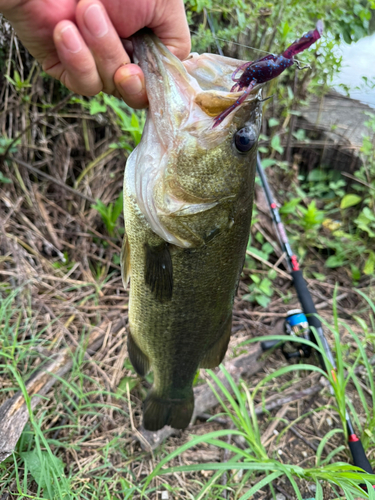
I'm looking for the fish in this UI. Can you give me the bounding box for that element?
[122,30,263,431]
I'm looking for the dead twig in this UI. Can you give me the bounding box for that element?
[246,249,292,280]
[10,158,96,204]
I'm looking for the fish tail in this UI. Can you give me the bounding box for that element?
[143,390,194,431]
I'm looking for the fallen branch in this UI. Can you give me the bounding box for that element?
[0,318,123,463]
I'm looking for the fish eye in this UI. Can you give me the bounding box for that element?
[234,126,257,153]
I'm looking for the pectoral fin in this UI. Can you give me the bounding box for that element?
[145,242,173,302]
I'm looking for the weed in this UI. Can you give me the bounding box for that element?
[242,272,275,308]
[141,292,375,498]
[92,191,123,237]
[71,93,145,152]
[5,69,32,92]
[0,171,11,184]
[0,135,19,156]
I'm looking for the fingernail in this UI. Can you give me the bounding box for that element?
[119,74,144,95]
[84,4,108,38]
[61,25,82,53]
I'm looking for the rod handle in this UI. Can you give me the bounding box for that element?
[291,270,321,329]
[348,438,374,475]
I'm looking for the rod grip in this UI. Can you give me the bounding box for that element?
[291,270,321,329]
[348,439,374,475]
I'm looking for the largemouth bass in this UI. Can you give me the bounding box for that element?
[122,31,262,431]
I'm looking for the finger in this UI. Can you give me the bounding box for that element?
[150,0,191,61]
[75,0,133,95]
[51,20,103,95]
[114,64,148,109]
[98,0,191,61]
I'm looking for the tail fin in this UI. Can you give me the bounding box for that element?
[143,390,194,431]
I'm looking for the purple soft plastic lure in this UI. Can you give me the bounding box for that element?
[213,20,324,128]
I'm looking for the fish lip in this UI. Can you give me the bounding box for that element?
[132,30,263,123]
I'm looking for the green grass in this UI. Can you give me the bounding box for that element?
[142,291,375,499]
[0,290,145,499]
[1,288,375,499]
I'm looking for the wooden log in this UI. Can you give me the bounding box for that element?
[0,318,123,463]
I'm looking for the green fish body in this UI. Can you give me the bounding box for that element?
[122,31,262,431]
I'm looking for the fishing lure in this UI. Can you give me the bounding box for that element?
[213,20,323,127]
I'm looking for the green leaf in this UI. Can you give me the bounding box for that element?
[268,117,279,127]
[261,158,276,168]
[261,242,274,255]
[292,129,307,141]
[325,254,346,268]
[255,294,271,308]
[255,232,264,244]
[340,194,362,209]
[268,269,277,280]
[21,449,65,490]
[89,99,107,115]
[301,200,325,229]
[362,207,375,221]
[258,278,273,297]
[112,191,124,222]
[363,252,375,275]
[116,376,139,396]
[350,264,361,282]
[270,134,284,154]
[353,315,368,335]
[247,246,270,262]
[280,197,301,214]
[281,21,290,38]
[91,199,108,219]
[241,293,252,302]
[250,274,260,284]
[4,74,16,86]
[0,172,12,184]
[312,272,326,281]
[287,86,294,100]
[307,169,327,182]
[14,70,21,86]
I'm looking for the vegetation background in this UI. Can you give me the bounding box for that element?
[1,0,375,498]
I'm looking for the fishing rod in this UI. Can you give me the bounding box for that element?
[256,152,374,478]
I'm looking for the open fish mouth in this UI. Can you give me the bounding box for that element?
[125,30,263,248]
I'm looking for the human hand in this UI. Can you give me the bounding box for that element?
[0,0,191,108]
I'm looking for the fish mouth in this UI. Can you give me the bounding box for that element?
[127,31,262,248]
[132,29,262,135]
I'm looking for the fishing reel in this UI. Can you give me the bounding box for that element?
[261,309,312,360]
